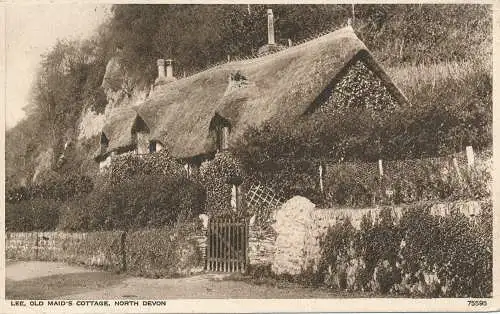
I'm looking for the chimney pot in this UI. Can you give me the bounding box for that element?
[165,59,174,79]
[157,59,165,80]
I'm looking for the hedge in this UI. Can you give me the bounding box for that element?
[125,222,204,278]
[317,201,492,297]
[58,172,206,231]
[6,199,61,232]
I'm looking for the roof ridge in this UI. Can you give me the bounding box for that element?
[177,25,355,82]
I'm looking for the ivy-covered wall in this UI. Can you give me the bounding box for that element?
[319,60,400,115]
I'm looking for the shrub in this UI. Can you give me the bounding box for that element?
[317,203,492,297]
[125,222,204,278]
[58,172,206,231]
[198,152,246,217]
[6,175,93,203]
[109,150,184,184]
[399,204,492,297]
[5,199,61,232]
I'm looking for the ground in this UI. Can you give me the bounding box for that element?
[6,261,375,299]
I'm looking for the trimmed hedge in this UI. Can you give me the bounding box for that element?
[198,152,246,217]
[58,172,206,231]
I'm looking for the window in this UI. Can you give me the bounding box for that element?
[209,113,231,152]
[149,141,156,153]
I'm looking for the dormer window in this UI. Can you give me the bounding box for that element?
[209,113,231,152]
[131,115,150,154]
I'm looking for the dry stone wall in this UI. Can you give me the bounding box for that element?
[265,198,485,276]
[5,231,124,271]
[248,225,277,266]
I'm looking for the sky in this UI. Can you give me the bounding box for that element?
[5,3,110,129]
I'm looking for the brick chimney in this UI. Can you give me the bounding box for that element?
[267,9,275,45]
[155,58,176,86]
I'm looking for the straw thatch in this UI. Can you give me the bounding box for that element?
[97,26,408,160]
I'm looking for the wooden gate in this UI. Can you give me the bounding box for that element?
[206,217,248,272]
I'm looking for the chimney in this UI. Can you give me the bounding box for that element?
[165,59,174,79]
[267,9,275,45]
[157,59,165,80]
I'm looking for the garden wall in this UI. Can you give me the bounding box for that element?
[6,225,206,277]
[248,198,487,275]
[5,231,124,272]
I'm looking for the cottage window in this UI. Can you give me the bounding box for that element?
[209,113,231,152]
[149,141,156,153]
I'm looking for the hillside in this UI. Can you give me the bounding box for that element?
[5,4,492,187]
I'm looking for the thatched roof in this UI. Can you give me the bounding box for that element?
[97,26,408,160]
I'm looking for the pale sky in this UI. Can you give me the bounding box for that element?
[5,3,110,129]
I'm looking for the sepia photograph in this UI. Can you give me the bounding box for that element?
[2,2,496,312]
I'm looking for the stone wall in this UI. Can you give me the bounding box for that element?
[5,231,124,271]
[271,196,315,275]
[266,199,485,275]
[248,225,277,266]
[6,229,208,275]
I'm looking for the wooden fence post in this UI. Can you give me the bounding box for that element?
[466,146,475,169]
[35,232,39,260]
[319,164,324,193]
[378,159,384,177]
[121,231,127,272]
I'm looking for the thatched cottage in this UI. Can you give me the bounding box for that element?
[95,12,408,172]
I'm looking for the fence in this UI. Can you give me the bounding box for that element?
[325,146,490,188]
[248,147,491,209]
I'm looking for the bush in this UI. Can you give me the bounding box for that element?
[58,172,206,231]
[317,204,492,297]
[6,176,93,203]
[6,199,61,232]
[198,152,246,217]
[399,204,492,297]
[125,222,204,278]
[109,150,184,184]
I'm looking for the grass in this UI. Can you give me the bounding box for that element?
[386,57,491,106]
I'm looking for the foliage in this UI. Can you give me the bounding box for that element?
[198,152,246,217]
[58,172,205,231]
[6,176,93,203]
[5,199,61,232]
[317,203,492,297]
[125,222,204,278]
[109,150,185,184]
